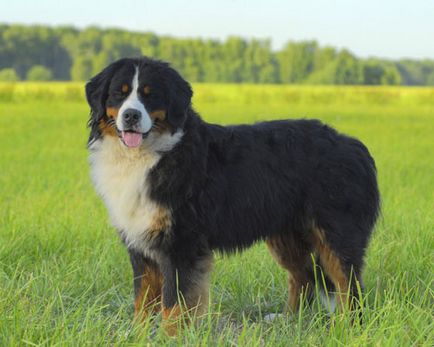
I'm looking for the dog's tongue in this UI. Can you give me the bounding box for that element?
[122,131,143,148]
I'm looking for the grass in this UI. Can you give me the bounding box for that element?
[0,83,433,346]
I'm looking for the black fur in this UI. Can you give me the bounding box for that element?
[86,57,380,317]
[86,60,124,145]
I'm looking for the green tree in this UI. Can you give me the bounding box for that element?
[314,46,337,71]
[333,50,363,84]
[71,57,93,81]
[395,59,434,85]
[306,50,363,85]
[381,65,402,85]
[219,37,248,83]
[93,32,141,74]
[277,41,317,83]
[0,68,19,81]
[0,25,71,79]
[363,61,384,85]
[362,60,402,85]
[26,65,53,81]
[5,23,434,85]
[426,70,434,86]
[201,40,224,82]
[241,39,278,83]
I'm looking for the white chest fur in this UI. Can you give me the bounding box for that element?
[89,137,162,251]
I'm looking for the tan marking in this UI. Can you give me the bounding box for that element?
[122,84,129,93]
[150,110,172,134]
[98,120,116,137]
[162,305,182,337]
[313,228,350,311]
[98,107,120,137]
[314,227,326,244]
[148,207,172,238]
[266,235,312,312]
[287,272,310,312]
[106,107,119,118]
[150,109,166,121]
[134,262,163,321]
[144,85,151,95]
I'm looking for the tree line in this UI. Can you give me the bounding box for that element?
[1,24,434,85]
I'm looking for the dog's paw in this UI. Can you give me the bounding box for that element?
[263,313,284,322]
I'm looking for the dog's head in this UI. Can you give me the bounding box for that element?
[86,57,192,148]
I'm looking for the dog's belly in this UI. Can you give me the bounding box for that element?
[89,137,162,254]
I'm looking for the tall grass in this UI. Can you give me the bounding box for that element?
[0,83,433,346]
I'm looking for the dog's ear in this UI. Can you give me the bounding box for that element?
[164,66,193,129]
[85,62,120,146]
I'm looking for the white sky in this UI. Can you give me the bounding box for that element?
[2,0,434,59]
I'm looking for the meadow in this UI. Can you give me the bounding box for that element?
[0,83,433,346]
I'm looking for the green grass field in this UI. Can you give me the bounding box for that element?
[0,83,433,346]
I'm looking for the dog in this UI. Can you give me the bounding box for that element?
[86,57,380,335]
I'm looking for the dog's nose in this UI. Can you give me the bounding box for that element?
[123,108,141,125]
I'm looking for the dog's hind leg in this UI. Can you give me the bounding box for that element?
[312,227,364,312]
[266,233,314,312]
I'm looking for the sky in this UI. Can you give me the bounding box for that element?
[1,0,434,60]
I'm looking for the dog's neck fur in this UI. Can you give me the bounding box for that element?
[88,130,183,256]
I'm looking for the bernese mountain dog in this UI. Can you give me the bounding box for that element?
[86,57,380,335]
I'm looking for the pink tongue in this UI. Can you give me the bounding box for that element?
[122,131,143,148]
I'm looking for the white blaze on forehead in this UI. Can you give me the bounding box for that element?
[116,66,152,133]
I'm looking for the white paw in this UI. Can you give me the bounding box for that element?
[320,291,337,313]
[263,313,284,322]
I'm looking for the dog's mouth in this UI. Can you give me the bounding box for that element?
[118,130,149,148]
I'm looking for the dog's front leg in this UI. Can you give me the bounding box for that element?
[128,248,163,321]
[159,253,213,336]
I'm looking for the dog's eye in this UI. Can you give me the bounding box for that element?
[111,84,129,98]
[143,85,151,96]
[112,89,128,99]
[111,92,123,99]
